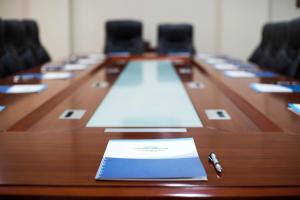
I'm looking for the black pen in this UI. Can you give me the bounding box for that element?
[208,152,222,173]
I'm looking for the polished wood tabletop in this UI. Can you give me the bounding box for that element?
[0,60,108,131]
[194,58,300,134]
[0,54,300,199]
[1,130,300,199]
[24,59,262,133]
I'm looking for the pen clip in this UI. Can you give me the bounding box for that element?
[208,154,214,162]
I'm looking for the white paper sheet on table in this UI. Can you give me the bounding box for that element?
[224,71,256,78]
[250,83,293,93]
[0,84,47,94]
[63,64,88,71]
[212,63,238,70]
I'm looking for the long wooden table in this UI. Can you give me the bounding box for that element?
[0,54,300,199]
[194,57,300,134]
[0,59,108,131]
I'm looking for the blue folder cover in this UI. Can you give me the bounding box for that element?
[96,138,207,181]
[15,72,74,80]
[0,86,10,93]
[236,63,256,69]
[0,105,5,112]
[254,71,277,78]
[15,73,43,80]
[0,84,47,94]
[284,85,300,92]
[250,83,296,93]
[288,103,300,115]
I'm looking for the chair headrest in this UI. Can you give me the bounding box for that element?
[23,20,40,45]
[4,20,26,49]
[159,24,193,42]
[106,20,142,40]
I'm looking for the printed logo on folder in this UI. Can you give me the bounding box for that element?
[95,138,207,181]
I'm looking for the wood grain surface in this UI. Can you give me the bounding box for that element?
[0,55,300,199]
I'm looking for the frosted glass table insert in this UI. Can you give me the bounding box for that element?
[86,60,203,127]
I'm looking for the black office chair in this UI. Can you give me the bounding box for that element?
[0,63,4,78]
[258,22,289,69]
[290,19,300,79]
[275,18,300,78]
[23,20,51,64]
[104,20,144,54]
[0,18,5,78]
[249,23,272,65]
[0,19,24,77]
[4,20,38,70]
[157,24,195,55]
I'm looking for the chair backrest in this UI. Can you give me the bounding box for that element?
[0,18,5,78]
[0,19,24,76]
[270,22,288,57]
[259,18,300,78]
[287,18,300,59]
[286,18,300,78]
[271,20,295,75]
[23,19,51,64]
[0,18,4,56]
[157,24,195,55]
[4,20,38,69]
[104,20,144,54]
[259,22,289,69]
[249,23,272,64]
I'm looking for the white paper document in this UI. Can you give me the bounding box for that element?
[250,83,293,93]
[95,138,207,181]
[77,58,101,65]
[14,72,74,81]
[224,71,256,78]
[213,63,238,70]
[42,72,74,79]
[63,64,88,71]
[204,58,226,64]
[0,84,47,94]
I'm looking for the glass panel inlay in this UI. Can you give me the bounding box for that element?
[86,60,203,127]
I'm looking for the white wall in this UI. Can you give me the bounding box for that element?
[0,0,28,19]
[27,0,71,60]
[270,0,300,21]
[71,0,218,55]
[0,0,71,60]
[220,0,270,60]
[0,0,299,60]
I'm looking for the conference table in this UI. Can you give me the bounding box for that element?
[0,53,300,199]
